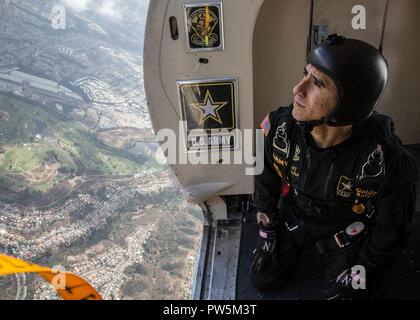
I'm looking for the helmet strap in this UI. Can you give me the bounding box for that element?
[296,118,325,133]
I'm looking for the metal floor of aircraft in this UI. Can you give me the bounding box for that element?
[236,144,420,300]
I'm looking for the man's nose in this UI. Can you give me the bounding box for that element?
[293,77,309,97]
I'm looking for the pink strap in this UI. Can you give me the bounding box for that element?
[259,230,268,239]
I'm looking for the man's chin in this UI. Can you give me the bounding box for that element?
[292,106,307,122]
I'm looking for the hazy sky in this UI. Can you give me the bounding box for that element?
[61,0,150,20]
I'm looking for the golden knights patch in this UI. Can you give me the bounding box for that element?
[184,3,224,52]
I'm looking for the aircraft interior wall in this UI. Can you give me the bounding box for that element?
[253,0,420,144]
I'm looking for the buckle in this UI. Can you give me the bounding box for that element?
[366,206,375,219]
[333,231,350,248]
[285,221,299,232]
[259,228,276,240]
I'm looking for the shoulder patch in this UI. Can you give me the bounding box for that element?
[361,144,386,179]
[273,122,290,158]
[260,114,271,136]
[353,144,385,200]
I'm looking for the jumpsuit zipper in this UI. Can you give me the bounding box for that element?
[323,152,336,198]
[301,149,311,190]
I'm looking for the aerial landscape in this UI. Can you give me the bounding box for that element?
[0,0,203,299]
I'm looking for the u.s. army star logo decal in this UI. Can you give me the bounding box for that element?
[190,90,228,125]
[177,78,237,151]
[336,175,354,198]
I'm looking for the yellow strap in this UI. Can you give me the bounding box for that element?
[204,6,209,46]
[0,254,102,300]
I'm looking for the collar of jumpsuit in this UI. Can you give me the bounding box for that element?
[302,119,364,153]
[293,117,370,207]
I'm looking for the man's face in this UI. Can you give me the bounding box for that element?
[292,64,338,122]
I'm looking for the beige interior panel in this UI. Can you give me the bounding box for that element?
[253,0,310,127]
[145,0,420,200]
[145,0,265,197]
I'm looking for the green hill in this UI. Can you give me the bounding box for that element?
[0,93,162,197]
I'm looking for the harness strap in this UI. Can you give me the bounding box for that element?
[316,222,367,254]
[272,113,383,236]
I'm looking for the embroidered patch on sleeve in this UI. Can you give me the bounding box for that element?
[260,114,271,136]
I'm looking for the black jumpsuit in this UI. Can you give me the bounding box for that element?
[252,104,418,298]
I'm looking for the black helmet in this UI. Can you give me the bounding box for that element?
[307,34,388,127]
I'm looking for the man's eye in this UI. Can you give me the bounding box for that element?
[303,69,308,76]
[314,80,322,88]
